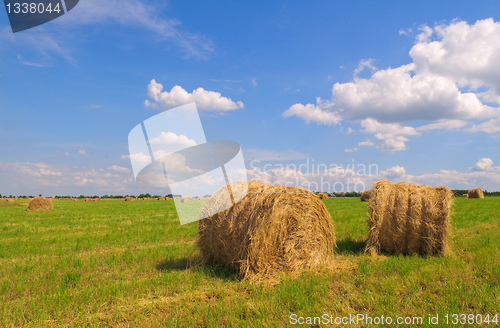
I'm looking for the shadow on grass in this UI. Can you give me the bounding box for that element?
[336,237,366,255]
[156,257,239,281]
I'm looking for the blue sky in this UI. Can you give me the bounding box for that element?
[1,0,500,196]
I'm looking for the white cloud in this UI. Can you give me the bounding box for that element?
[346,127,355,134]
[358,139,375,147]
[354,58,377,76]
[344,148,357,153]
[148,131,197,148]
[417,119,469,131]
[108,165,131,173]
[251,78,258,86]
[468,117,500,133]
[282,98,341,126]
[380,166,407,181]
[282,18,500,148]
[399,28,412,36]
[145,80,244,111]
[360,118,421,151]
[78,150,88,156]
[470,158,494,171]
[65,152,70,157]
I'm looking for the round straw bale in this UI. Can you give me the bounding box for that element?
[468,188,484,199]
[84,198,91,202]
[6,199,14,203]
[93,199,101,202]
[318,192,329,199]
[198,181,336,280]
[365,180,453,256]
[360,190,371,202]
[463,194,468,197]
[72,199,79,201]
[180,196,193,203]
[125,197,134,202]
[27,197,53,211]
[158,197,165,200]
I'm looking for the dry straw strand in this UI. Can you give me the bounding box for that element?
[365,180,453,256]
[197,181,336,280]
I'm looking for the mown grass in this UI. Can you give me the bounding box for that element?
[0,197,499,327]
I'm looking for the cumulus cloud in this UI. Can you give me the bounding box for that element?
[148,131,197,148]
[470,158,494,171]
[283,18,500,149]
[360,118,420,151]
[78,150,88,156]
[145,80,244,111]
[358,139,375,147]
[468,117,500,133]
[282,98,341,126]
[344,148,357,153]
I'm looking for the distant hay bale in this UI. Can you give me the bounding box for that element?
[365,180,453,256]
[85,198,91,202]
[318,192,329,199]
[463,194,468,197]
[72,199,79,201]
[6,199,14,203]
[93,199,101,202]
[125,197,134,202]
[180,196,193,203]
[198,181,336,280]
[361,190,371,202]
[27,197,53,211]
[158,197,165,200]
[468,188,484,199]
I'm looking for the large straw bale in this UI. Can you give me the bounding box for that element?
[198,181,336,280]
[360,190,371,202]
[180,196,193,203]
[158,197,165,200]
[365,180,453,256]
[468,188,484,199]
[125,197,134,202]
[318,192,329,199]
[27,197,53,211]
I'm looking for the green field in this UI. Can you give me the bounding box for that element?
[0,197,499,327]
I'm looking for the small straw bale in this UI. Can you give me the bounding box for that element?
[198,181,336,280]
[318,192,329,199]
[463,194,468,197]
[72,199,79,201]
[468,188,484,199]
[180,196,193,203]
[6,199,14,203]
[158,197,165,200]
[27,197,53,211]
[85,198,91,202]
[125,197,134,202]
[93,199,101,202]
[365,180,453,256]
[361,190,371,202]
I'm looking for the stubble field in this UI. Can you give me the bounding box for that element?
[0,197,499,327]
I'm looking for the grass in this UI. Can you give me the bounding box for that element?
[0,197,499,327]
